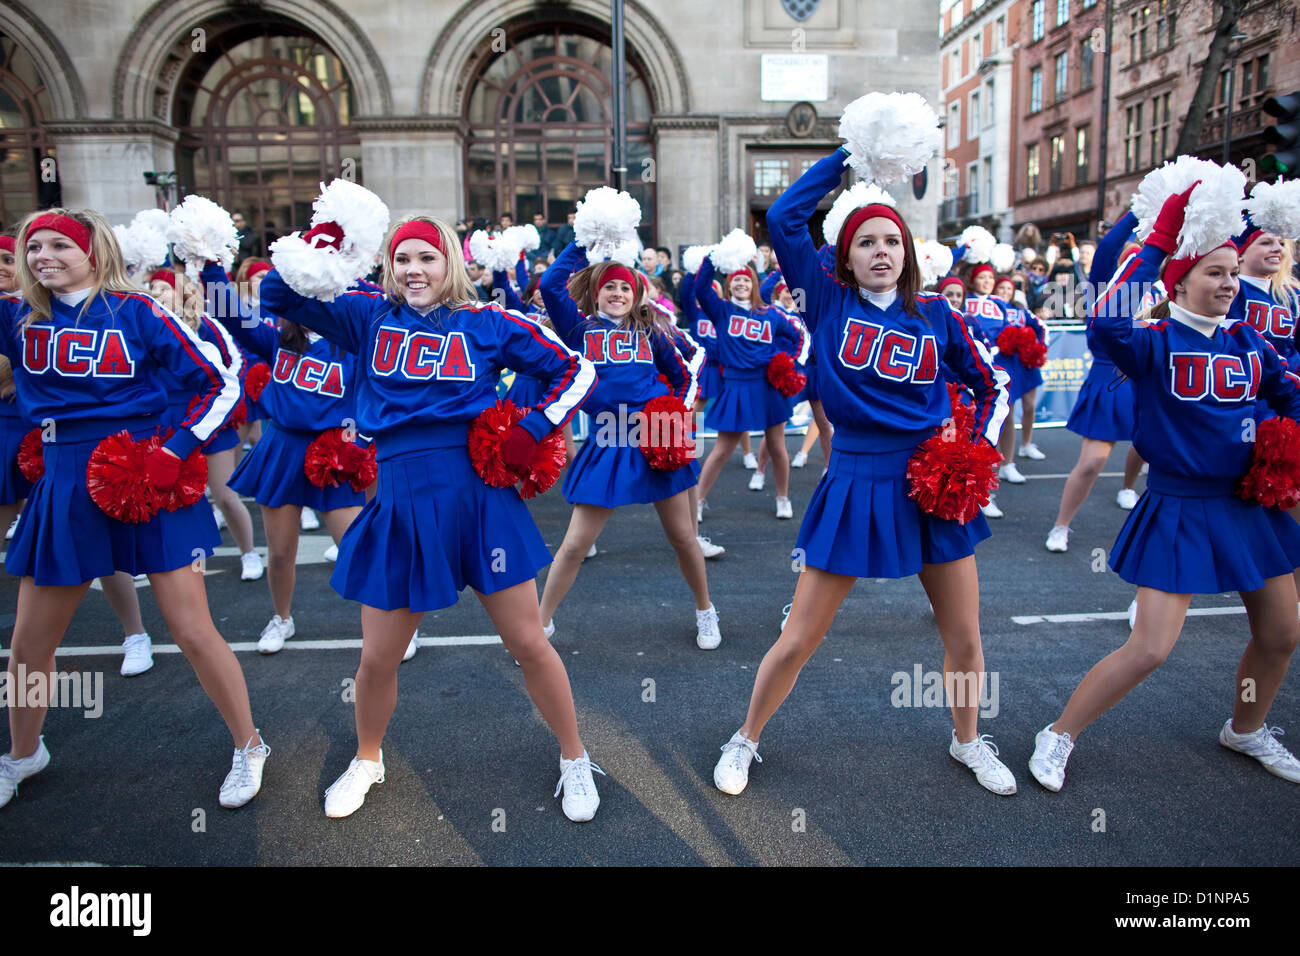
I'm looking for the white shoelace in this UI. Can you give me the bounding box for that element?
[225,738,270,793]
[554,756,606,798]
[1048,732,1073,765]
[1253,725,1291,759]
[327,760,380,797]
[720,736,762,768]
[959,734,1002,771]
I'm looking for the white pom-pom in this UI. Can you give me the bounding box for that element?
[506,224,541,252]
[604,238,642,269]
[822,181,897,247]
[709,229,759,274]
[132,209,171,234]
[1246,180,1300,240]
[469,229,517,273]
[1131,156,1246,256]
[990,243,1016,274]
[682,245,710,274]
[311,179,391,265]
[838,91,942,185]
[267,233,361,302]
[113,221,170,280]
[167,195,238,282]
[959,226,997,263]
[917,240,954,287]
[573,187,641,260]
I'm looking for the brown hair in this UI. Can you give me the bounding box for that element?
[566,260,659,337]
[148,268,206,331]
[16,208,136,324]
[1133,298,1172,325]
[834,210,922,317]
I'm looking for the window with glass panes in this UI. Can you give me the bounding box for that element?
[1080,36,1094,90]
[0,33,56,227]
[1149,91,1170,165]
[985,78,996,124]
[1054,52,1068,101]
[1049,134,1065,191]
[1030,67,1043,112]
[1027,143,1041,196]
[1057,0,1069,28]
[1075,125,1090,184]
[1124,103,1143,172]
[1032,1,1045,41]
[970,90,980,135]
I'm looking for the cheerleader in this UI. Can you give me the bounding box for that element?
[992,273,1045,459]
[201,260,370,656]
[712,147,1016,796]
[535,241,721,649]
[0,210,267,810]
[1045,212,1147,553]
[230,258,273,458]
[1030,185,1300,791]
[694,252,807,520]
[147,268,262,582]
[258,215,605,820]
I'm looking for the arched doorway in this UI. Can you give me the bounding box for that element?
[174,22,359,255]
[0,33,57,229]
[464,25,655,242]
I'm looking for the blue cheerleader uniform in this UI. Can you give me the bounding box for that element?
[258,269,596,612]
[694,256,807,432]
[540,242,698,506]
[679,271,722,402]
[157,312,245,454]
[203,262,366,511]
[1094,244,1300,594]
[0,394,33,505]
[768,149,1011,578]
[965,294,1044,401]
[494,260,549,407]
[1230,274,1299,424]
[0,288,240,585]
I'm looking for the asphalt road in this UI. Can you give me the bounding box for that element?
[1,426,1297,866]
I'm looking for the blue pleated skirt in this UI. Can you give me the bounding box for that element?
[698,362,723,403]
[0,415,33,506]
[1066,360,1135,442]
[1109,469,1300,594]
[706,374,791,433]
[998,352,1042,401]
[227,421,367,511]
[5,419,220,585]
[329,445,553,612]
[505,372,546,409]
[563,434,698,506]
[795,446,991,579]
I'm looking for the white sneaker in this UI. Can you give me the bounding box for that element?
[697,536,725,559]
[1018,442,1046,460]
[543,619,555,640]
[240,551,264,581]
[0,737,51,809]
[323,544,338,562]
[780,602,791,631]
[950,732,1017,795]
[1029,723,1074,792]
[324,753,385,818]
[585,542,598,560]
[998,462,1027,484]
[981,496,1003,519]
[300,507,320,531]
[120,632,153,677]
[1219,720,1300,783]
[743,453,758,470]
[555,751,605,822]
[696,604,722,649]
[1127,598,1137,630]
[219,733,270,809]
[775,496,793,519]
[213,506,226,531]
[791,451,808,468]
[1045,525,1070,553]
[1116,488,1139,510]
[258,614,295,654]
[697,498,707,523]
[5,516,18,540]
[749,471,766,491]
[714,731,761,795]
[403,630,418,662]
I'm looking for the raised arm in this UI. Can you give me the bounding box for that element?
[201,261,279,362]
[1089,243,1165,379]
[1088,211,1139,291]
[492,267,528,314]
[538,241,591,346]
[692,255,728,327]
[765,149,845,331]
[257,269,373,355]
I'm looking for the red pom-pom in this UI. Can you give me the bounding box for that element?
[149,435,210,512]
[996,325,1048,369]
[906,421,1002,524]
[766,351,807,398]
[468,400,567,498]
[638,394,695,471]
[245,362,272,402]
[945,381,976,437]
[17,428,44,482]
[304,427,378,492]
[86,432,163,524]
[1239,416,1300,510]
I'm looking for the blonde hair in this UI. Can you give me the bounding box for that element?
[17,208,139,326]
[566,260,658,337]
[148,268,205,331]
[1133,298,1172,325]
[380,216,476,309]
[1270,238,1300,309]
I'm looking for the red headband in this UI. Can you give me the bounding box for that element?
[598,265,638,291]
[837,204,906,264]
[727,269,753,286]
[937,275,965,293]
[27,213,94,264]
[389,221,445,260]
[0,236,14,254]
[995,275,1015,287]
[245,261,272,281]
[970,263,996,282]
[149,269,178,291]
[773,281,788,298]
[1236,227,1263,255]
[1161,241,1238,302]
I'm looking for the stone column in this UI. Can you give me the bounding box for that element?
[356,117,466,226]
[44,121,179,222]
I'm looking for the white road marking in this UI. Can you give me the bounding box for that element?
[1021,471,1123,481]
[1013,605,1244,625]
[0,635,504,659]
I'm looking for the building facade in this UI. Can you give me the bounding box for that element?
[0,0,941,259]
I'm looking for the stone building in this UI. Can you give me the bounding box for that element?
[0,0,941,259]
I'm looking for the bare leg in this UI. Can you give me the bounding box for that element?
[1020,390,1037,448]
[920,557,986,742]
[756,435,770,474]
[1122,445,1145,492]
[811,400,832,462]
[799,421,820,457]
[207,448,255,555]
[739,433,752,458]
[997,408,1016,464]
[260,505,301,619]
[99,571,145,636]
[1052,438,1115,528]
[697,431,742,502]
[538,503,614,627]
[1052,587,1192,738]
[688,484,700,537]
[7,579,91,757]
[738,567,858,741]
[353,605,422,760]
[766,422,791,498]
[652,490,710,609]
[321,505,363,545]
[1233,575,1300,732]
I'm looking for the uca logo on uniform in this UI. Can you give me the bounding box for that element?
[782,0,821,21]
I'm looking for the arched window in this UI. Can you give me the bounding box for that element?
[465,26,655,241]
[175,23,359,255]
[0,33,57,230]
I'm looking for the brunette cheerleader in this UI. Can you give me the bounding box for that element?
[535,241,720,649]
[0,210,267,810]
[258,212,605,820]
[1030,180,1300,791]
[712,146,1015,797]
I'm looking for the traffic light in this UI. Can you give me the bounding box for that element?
[1261,92,1300,179]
